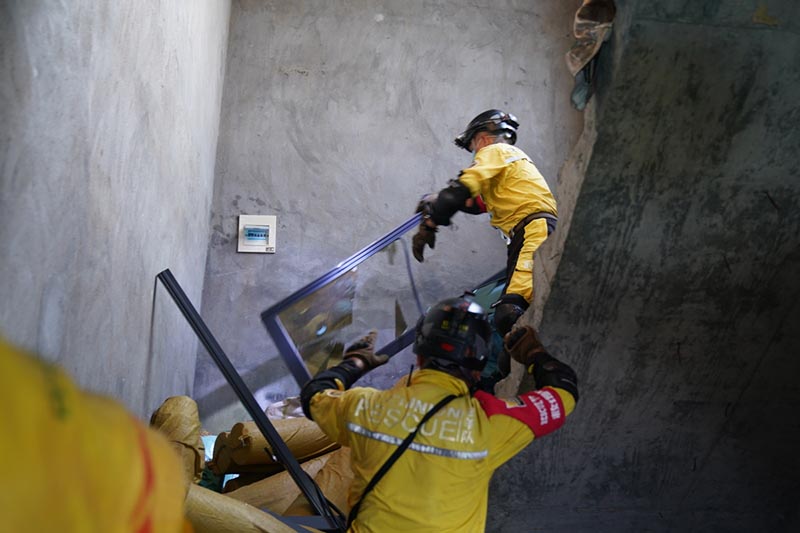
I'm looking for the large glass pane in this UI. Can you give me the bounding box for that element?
[271,236,426,389]
[262,214,508,392]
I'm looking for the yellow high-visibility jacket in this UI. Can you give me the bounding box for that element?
[308,368,576,533]
[0,338,190,533]
[458,142,557,236]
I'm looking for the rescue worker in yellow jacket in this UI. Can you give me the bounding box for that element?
[412,109,558,338]
[300,295,579,533]
[0,337,190,533]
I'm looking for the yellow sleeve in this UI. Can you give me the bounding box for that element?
[0,338,188,533]
[457,144,508,197]
[476,386,577,470]
[309,387,373,447]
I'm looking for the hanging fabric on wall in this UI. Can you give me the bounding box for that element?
[566,0,617,110]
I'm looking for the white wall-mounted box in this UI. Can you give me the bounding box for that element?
[237,215,276,253]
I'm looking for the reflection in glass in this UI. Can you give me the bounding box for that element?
[278,269,357,377]
[275,241,423,381]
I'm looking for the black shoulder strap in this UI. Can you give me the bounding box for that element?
[346,393,458,528]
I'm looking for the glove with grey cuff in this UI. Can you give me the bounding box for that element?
[503,326,579,401]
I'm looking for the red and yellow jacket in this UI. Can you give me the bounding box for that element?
[0,338,190,533]
[307,368,576,533]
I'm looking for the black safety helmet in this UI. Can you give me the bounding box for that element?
[454,109,519,152]
[414,295,491,372]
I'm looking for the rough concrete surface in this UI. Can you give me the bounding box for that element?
[489,1,800,531]
[0,1,231,416]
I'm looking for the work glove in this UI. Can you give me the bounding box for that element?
[343,330,389,371]
[506,326,578,397]
[412,224,437,262]
[412,192,439,262]
[503,326,548,367]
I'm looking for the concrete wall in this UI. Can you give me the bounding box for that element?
[197,0,584,425]
[0,1,231,417]
[489,1,800,531]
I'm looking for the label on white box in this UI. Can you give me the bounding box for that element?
[238,215,276,253]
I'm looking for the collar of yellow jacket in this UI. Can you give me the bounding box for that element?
[407,368,472,396]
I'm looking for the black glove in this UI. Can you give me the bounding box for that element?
[343,330,389,371]
[412,224,437,262]
[503,326,547,367]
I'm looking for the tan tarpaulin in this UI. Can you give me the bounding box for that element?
[150,395,206,484]
[208,418,338,476]
[283,447,354,517]
[185,484,322,533]
[566,0,617,76]
[224,453,332,515]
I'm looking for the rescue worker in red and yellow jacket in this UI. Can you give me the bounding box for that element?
[412,109,558,338]
[300,295,579,533]
[0,337,191,533]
